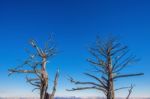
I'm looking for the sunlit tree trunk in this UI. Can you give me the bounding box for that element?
[41,57,48,99]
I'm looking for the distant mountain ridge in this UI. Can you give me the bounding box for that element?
[0,97,149,99]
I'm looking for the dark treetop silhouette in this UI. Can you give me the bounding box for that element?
[67,36,144,99]
[8,38,59,99]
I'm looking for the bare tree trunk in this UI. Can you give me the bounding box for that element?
[41,58,48,99]
[107,55,115,99]
[107,73,115,99]
[44,70,59,99]
[41,82,48,99]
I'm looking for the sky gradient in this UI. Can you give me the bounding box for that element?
[0,0,150,97]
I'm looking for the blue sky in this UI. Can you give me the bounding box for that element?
[0,0,150,97]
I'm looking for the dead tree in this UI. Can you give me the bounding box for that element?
[67,36,143,99]
[8,39,59,99]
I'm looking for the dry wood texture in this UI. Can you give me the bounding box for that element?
[9,38,59,99]
[67,36,143,99]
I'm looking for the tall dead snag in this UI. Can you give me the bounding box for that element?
[67,36,143,99]
[8,38,59,99]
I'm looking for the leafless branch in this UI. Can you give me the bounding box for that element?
[68,76,101,88]
[67,86,105,92]
[113,73,144,79]
[115,86,131,91]
[126,85,134,99]
[8,69,40,76]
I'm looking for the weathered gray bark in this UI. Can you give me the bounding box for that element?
[8,38,59,99]
[41,58,48,99]
[67,36,143,99]
[45,70,59,99]
[107,51,114,99]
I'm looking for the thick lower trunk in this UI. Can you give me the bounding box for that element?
[107,79,115,99]
[107,72,115,99]
[107,55,115,99]
[40,58,48,99]
[107,68,115,99]
[40,83,48,99]
[44,93,54,99]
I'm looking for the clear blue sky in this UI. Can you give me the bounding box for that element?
[0,0,150,97]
